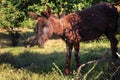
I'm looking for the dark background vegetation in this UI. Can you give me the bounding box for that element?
[0,0,119,29]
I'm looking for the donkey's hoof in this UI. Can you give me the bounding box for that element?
[64,69,70,75]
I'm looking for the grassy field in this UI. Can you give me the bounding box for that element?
[0,31,120,80]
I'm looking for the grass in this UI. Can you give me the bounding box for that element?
[0,31,120,80]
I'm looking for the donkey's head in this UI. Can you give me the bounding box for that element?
[28,7,54,47]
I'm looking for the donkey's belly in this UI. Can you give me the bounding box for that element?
[80,31,103,41]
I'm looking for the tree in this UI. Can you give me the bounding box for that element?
[0,0,24,29]
[0,0,116,29]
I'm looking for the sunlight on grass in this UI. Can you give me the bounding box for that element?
[0,37,120,80]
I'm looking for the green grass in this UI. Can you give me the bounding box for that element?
[0,31,120,80]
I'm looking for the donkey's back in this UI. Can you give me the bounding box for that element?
[76,2,119,41]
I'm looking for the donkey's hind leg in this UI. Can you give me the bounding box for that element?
[105,32,118,60]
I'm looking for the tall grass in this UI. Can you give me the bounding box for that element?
[0,35,120,79]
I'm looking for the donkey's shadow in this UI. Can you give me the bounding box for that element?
[0,48,120,75]
[0,51,66,73]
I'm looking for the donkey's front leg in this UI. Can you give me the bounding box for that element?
[64,43,73,75]
[74,43,80,71]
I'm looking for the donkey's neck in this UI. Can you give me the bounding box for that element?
[49,13,79,36]
[49,16,63,36]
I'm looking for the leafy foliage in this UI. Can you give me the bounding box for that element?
[0,1,24,28]
[0,0,116,29]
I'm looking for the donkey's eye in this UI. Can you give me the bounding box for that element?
[42,22,48,27]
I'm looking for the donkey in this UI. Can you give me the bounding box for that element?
[28,2,119,75]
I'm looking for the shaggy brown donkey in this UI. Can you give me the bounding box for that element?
[28,2,119,75]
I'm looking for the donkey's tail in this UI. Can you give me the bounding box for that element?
[115,9,119,34]
[112,1,120,33]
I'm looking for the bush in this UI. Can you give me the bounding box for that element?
[0,0,117,29]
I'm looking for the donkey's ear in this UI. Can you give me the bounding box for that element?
[41,7,52,18]
[46,6,51,14]
[27,12,39,20]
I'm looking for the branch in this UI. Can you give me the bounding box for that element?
[110,66,120,80]
[79,59,112,70]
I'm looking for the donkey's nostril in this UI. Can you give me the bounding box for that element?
[38,44,44,48]
[38,41,44,48]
